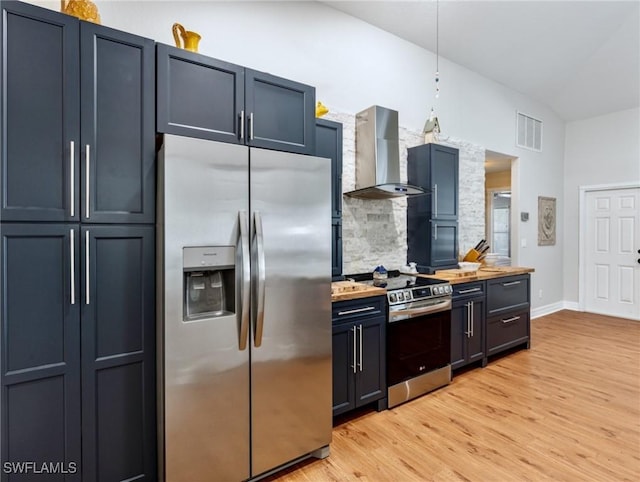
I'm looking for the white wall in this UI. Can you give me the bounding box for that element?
[28,0,569,310]
[563,108,640,303]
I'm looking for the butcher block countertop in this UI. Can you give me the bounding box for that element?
[422,266,535,284]
[331,267,534,301]
[331,280,386,302]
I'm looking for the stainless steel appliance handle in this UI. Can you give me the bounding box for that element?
[70,229,75,305]
[249,112,254,140]
[85,230,90,305]
[389,298,451,322]
[502,315,520,324]
[470,301,474,337]
[337,306,375,316]
[239,110,245,140]
[459,287,481,294]
[85,144,90,219]
[238,211,250,350]
[70,141,75,217]
[351,326,357,373]
[502,280,521,287]
[358,324,363,372]
[434,184,438,217]
[253,211,266,347]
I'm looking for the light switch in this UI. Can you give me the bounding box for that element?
[521,238,527,248]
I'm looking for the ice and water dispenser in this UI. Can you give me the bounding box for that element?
[183,246,235,321]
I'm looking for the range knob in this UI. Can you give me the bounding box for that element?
[397,292,405,302]
[389,293,397,303]
[404,290,412,301]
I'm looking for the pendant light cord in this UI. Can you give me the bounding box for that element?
[435,0,440,99]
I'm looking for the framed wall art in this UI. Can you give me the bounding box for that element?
[538,196,556,246]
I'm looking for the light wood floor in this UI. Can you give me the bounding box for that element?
[270,310,640,482]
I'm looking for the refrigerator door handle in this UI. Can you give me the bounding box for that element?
[238,210,250,350]
[253,211,266,347]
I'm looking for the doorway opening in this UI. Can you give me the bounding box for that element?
[484,150,517,263]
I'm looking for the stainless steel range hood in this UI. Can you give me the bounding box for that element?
[345,105,427,199]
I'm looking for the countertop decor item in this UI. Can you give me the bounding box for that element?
[315,101,329,117]
[172,22,201,52]
[458,261,481,272]
[60,0,101,24]
[423,108,440,143]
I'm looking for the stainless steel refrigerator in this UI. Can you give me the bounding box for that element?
[157,135,332,481]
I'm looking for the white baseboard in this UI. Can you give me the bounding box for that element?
[562,301,580,311]
[531,302,565,319]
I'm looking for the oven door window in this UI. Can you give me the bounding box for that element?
[387,310,451,386]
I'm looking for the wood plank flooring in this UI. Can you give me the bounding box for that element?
[269,310,640,482]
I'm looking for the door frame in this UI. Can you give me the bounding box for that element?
[578,181,640,313]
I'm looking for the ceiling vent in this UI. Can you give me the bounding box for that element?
[516,111,542,152]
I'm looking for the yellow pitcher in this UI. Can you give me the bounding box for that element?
[60,0,101,24]
[172,23,201,53]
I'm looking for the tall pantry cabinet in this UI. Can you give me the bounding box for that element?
[0,2,156,480]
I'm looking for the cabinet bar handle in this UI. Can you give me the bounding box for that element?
[338,306,375,316]
[70,229,75,305]
[470,301,474,337]
[465,302,470,337]
[459,287,481,294]
[434,222,438,240]
[85,230,90,305]
[249,112,254,140]
[502,315,520,324]
[70,141,75,217]
[352,326,357,373]
[239,110,245,140]
[85,144,90,219]
[502,280,521,287]
[434,184,438,217]
[358,324,363,372]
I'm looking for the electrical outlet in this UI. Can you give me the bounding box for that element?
[538,289,543,299]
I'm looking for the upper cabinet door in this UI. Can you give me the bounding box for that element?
[1,1,80,222]
[430,144,459,220]
[245,69,315,155]
[81,23,155,224]
[156,44,245,144]
[316,119,343,218]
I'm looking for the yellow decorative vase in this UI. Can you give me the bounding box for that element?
[60,0,101,24]
[172,23,201,53]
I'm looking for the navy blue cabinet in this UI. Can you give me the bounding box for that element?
[407,143,459,273]
[1,224,82,481]
[316,118,343,277]
[1,3,155,224]
[486,275,531,357]
[332,296,387,416]
[451,281,486,370]
[81,226,156,481]
[157,44,316,154]
[1,2,156,480]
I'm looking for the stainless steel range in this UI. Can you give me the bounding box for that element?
[358,273,453,408]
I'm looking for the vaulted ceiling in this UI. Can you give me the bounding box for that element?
[323,1,640,122]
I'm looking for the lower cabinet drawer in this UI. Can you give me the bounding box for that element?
[486,310,529,353]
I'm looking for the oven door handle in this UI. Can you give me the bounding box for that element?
[389,298,451,322]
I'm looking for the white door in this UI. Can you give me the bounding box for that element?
[584,187,640,320]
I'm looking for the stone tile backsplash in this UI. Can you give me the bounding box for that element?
[323,111,485,275]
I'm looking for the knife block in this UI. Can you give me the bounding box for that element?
[463,248,481,262]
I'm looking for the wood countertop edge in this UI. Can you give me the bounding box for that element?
[419,267,535,284]
[331,286,387,302]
